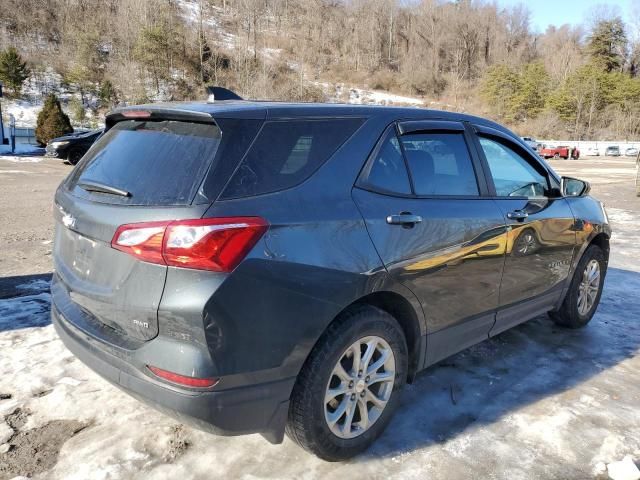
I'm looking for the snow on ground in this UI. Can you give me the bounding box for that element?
[1,264,639,478]
[0,159,639,479]
[0,153,44,163]
[0,143,44,158]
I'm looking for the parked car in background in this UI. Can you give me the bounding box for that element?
[605,146,621,157]
[46,129,102,165]
[521,136,539,151]
[539,144,580,159]
[624,147,638,157]
[586,146,600,156]
[52,98,611,461]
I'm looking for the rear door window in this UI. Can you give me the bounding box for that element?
[67,120,222,206]
[400,132,479,196]
[220,118,363,199]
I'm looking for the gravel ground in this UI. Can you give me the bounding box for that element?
[0,154,639,479]
[0,156,67,279]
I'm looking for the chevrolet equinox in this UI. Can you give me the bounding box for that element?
[52,97,610,461]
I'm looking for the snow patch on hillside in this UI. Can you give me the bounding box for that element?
[177,0,236,50]
[345,86,425,106]
[2,100,41,127]
[312,82,425,106]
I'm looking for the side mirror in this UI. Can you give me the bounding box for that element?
[561,176,590,197]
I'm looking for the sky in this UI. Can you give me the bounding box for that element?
[495,0,635,33]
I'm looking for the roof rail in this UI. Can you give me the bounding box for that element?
[205,86,243,103]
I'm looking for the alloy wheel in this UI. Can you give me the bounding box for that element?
[577,259,600,316]
[324,336,395,439]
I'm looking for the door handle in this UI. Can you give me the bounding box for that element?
[386,212,423,227]
[507,210,529,221]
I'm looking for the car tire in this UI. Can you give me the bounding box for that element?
[550,244,606,329]
[67,149,83,165]
[286,305,408,461]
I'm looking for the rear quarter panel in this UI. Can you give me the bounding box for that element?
[174,114,426,384]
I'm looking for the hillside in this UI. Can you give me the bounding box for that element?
[1,0,639,140]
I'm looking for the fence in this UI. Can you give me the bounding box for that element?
[14,127,38,145]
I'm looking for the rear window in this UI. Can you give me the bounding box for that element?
[220,118,363,199]
[67,120,221,206]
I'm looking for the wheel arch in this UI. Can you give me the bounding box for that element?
[555,230,610,311]
[589,232,610,259]
[325,290,425,383]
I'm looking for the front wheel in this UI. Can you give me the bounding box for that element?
[67,149,83,165]
[550,244,606,328]
[286,305,408,461]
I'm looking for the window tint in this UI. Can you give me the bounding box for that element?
[400,132,479,196]
[365,129,411,194]
[479,137,548,197]
[68,120,221,206]
[221,118,363,199]
[197,118,263,203]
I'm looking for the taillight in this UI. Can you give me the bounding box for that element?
[111,217,268,272]
[147,365,218,388]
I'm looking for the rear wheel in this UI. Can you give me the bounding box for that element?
[550,244,606,328]
[286,305,408,461]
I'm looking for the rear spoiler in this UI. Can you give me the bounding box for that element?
[105,107,217,130]
[105,87,244,130]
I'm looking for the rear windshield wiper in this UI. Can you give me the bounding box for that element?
[77,181,131,197]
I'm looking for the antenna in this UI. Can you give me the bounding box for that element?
[205,87,243,103]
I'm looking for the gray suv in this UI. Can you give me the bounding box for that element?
[52,99,611,460]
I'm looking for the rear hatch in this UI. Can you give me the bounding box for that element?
[53,113,223,342]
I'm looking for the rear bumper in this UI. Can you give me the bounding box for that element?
[52,301,294,443]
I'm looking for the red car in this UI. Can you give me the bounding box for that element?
[539,144,580,159]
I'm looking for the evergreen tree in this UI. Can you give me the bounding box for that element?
[98,80,118,108]
[480,64,521,121]
[134,25,174,94]
[35,94,74,146]
[69,97,86,125]
[587,18,628,72]
[510,62,550,120]
[548,63,611,137]
[0,47,30,96]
